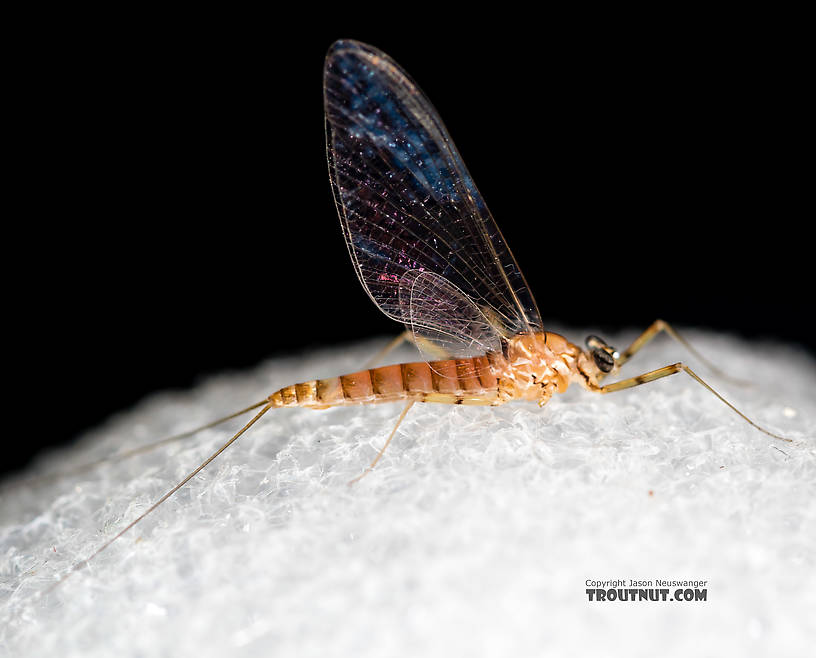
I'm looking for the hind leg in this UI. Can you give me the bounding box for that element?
[348,401,415,485]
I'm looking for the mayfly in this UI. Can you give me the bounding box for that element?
[43,39,791,587]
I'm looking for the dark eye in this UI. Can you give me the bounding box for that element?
[592,348,615,373]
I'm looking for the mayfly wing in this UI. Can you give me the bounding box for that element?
[398,270,501,368]
[45,41,547,591]
[324,39,543,365]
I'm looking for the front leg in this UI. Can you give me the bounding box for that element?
[591,361,789,442]
[608,319,748,385]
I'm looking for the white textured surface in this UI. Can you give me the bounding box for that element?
[1,328,815,658]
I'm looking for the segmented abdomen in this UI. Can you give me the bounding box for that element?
[268,355,502,409]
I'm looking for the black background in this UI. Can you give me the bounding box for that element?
[6,11,811,477]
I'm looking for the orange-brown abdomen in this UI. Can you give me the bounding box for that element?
[268,356,501,409]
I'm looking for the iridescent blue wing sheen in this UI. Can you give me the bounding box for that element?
[324,40,543,353]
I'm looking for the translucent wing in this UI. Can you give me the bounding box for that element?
[398,270,502,361]
[324,40,542,357]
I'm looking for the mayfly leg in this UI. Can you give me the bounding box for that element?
[40,340,455,587]
[609,319,750,386]
[348,401,415,485]
[363,332,413,368]
[350,334,456,484]
[17,340,421,491]
[362,331,450,369]
[594,362,791,442]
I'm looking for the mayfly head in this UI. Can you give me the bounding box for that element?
[585,335,620,374]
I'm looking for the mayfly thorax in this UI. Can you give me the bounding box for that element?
[29,39,794,590]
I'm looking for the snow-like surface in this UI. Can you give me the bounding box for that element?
[1,328,814,657]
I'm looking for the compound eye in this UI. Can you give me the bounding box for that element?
[592,348,615,373]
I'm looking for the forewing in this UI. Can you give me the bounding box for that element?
[324,40,543,352]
